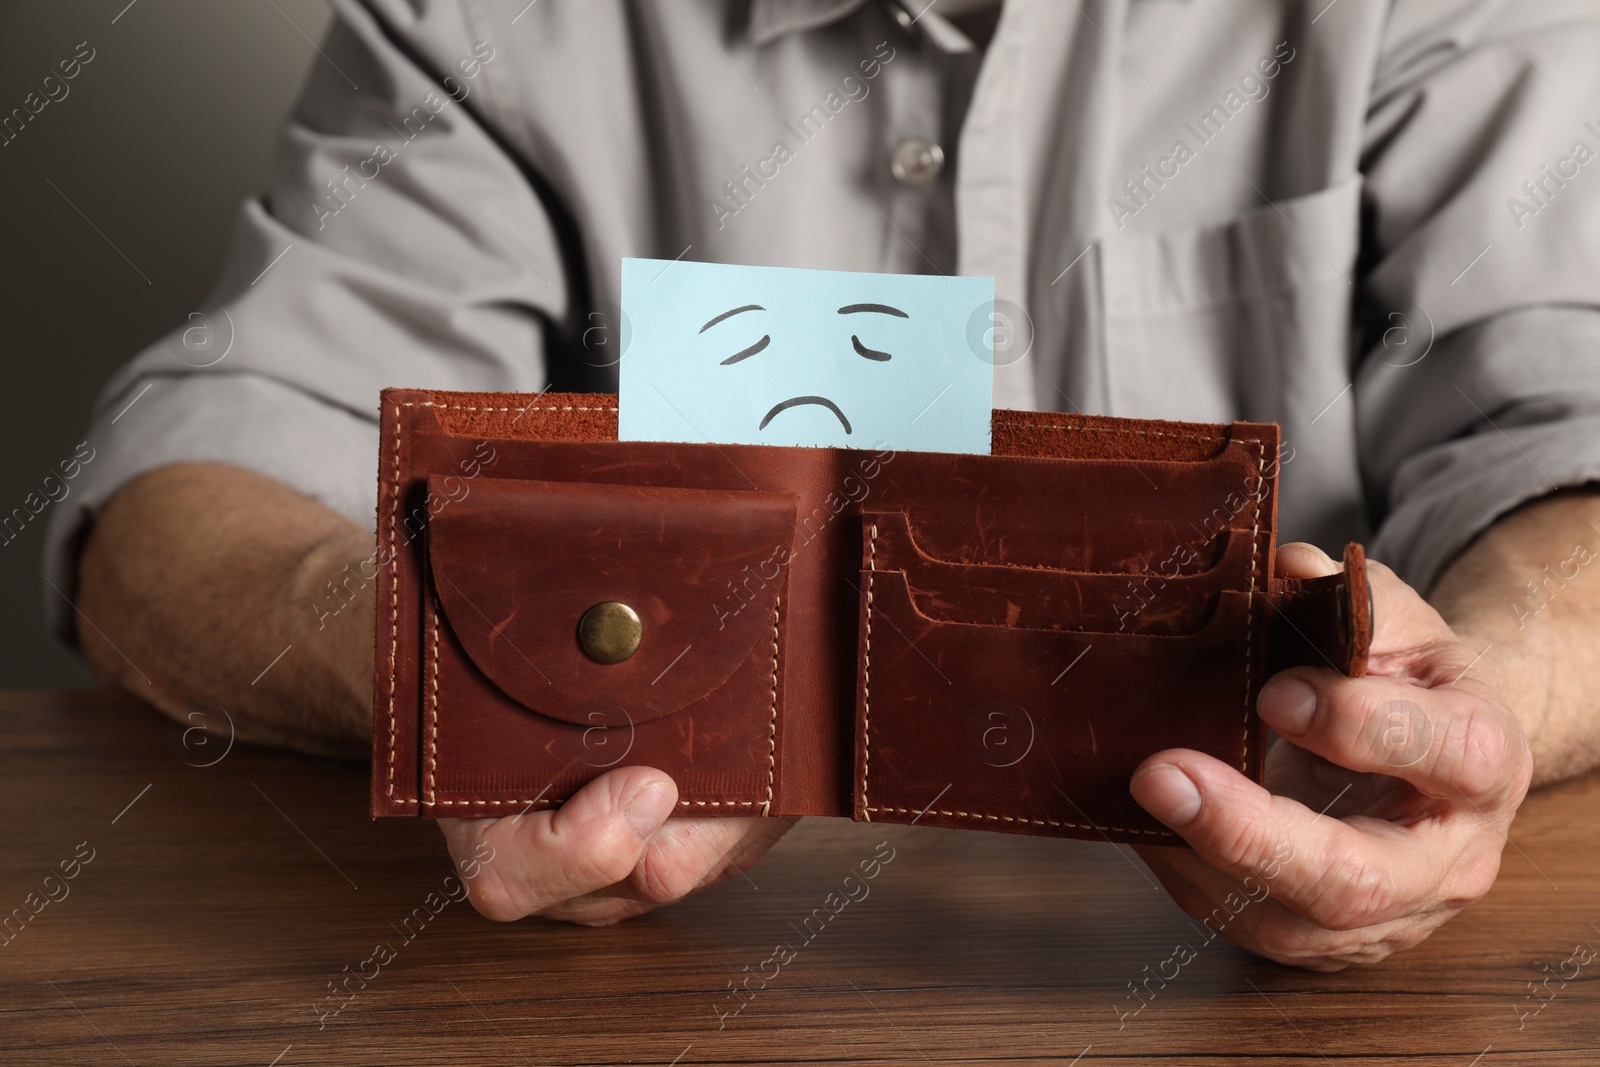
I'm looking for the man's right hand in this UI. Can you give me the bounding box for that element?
[439,767,795,924]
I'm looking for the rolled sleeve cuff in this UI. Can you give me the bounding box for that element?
[42,372,379,646]
[1369,412,1600,595]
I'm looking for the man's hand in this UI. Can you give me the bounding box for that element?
[440,768,795,925]
[1129,543,1533,970]
[81,464,794,925]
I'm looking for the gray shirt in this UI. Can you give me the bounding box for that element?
[45,0,1600,639]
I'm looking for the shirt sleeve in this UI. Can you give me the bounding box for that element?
[42,0,566,643]
[1356,0,1600,593]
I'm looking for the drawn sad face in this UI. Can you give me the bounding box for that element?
[699,300,911,437]
[618,259,994,454]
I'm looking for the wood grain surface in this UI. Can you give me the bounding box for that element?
[1,689,1596,1066]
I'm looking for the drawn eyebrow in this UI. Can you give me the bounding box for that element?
[720,334,771,365]
[851,335,892,362]
[700,304,765,333]
[837,303,909,318]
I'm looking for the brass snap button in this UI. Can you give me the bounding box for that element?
[578,601,642,664]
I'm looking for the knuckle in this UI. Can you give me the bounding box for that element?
[1512,728,1534,791]
[1445,852,1502,907]
[1449,707,1514,798]
[570,821,647,890]
[537,813,645,894]
[1307,851,1394,931]
[1251,909,1329,962]
[1358,691,1434,769]
[1211,812,1275,872]
[464,870,526,923]
[634,841,708,904]
[1376,931,1426,960]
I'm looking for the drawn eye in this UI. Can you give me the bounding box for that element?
[851,335,891,362]
[720,334,771,366]
[837,302,905,362]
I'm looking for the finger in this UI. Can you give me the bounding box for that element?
[1279,545,1457,658]
[1130,750,1441,931]
[1277,541,1342,579]
[1139,841,1457,970]
[539,892,663,927]
[1231,879,1457,969]
[545,816,798,923]
[1363,557,1458,656]
[1256,667,1528,808]
[439,765,679,922]
[632,814,796,903]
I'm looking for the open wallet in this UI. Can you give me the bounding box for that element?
[371,389,1374,846]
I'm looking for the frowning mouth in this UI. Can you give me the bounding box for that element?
[758,395,852,434]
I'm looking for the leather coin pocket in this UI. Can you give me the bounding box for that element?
[420,476,797,815]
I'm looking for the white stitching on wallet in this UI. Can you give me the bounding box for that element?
[385,404,402,802]
[413,401,616,413]
[423,798,766,808]
[1241,440,1266,774]
[861,523,877,822]
[861,806,1173,835]
[763,596,780,817]
[426,598,441,806]
[991,421,1225,445]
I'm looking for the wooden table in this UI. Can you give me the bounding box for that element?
[2,690,1596,1065]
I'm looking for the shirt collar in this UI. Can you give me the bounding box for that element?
[748,0,874,46]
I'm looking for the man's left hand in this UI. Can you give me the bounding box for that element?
[1130,543,1534,970]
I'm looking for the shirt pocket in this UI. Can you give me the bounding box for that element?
[1098,175,1363,425]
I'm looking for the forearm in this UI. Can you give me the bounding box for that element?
[1428,489,1600,786]
[76,463,375,758]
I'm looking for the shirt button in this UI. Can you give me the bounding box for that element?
[891,137,945,186]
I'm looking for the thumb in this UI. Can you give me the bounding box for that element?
[444,766,679,921]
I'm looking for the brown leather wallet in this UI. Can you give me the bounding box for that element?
[371,389,1372,845]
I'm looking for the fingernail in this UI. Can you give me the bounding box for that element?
[1132,764,1202,827]
[1258,676,1318,735]
[624,781,675,839]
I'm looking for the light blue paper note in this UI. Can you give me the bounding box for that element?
[618,259,994,454]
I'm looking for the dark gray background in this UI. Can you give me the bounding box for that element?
[1,1,329,687]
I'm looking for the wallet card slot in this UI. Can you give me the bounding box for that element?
[906,574,1219,637]
[991,410,1258,463]
[868,508,1254,581]
[853,567,1266,844]
[866,435,1273,574]
[863,512,1256,634]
